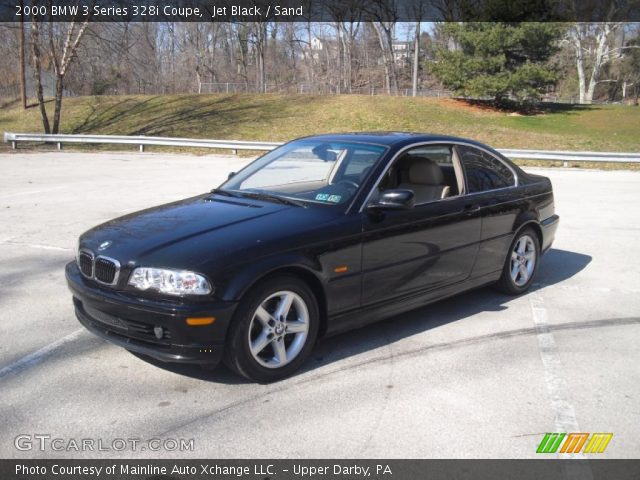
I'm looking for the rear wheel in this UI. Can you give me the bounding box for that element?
[224,275,319,382]
[496,228,540,295]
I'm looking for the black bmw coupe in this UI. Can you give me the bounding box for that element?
[66,133,559,382]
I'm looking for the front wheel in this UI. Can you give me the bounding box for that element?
[224,275,319,383]
[496,228,540,295]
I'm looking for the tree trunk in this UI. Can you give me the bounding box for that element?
[336,23,344,94]
[346,39,352,93]
[254,23,267,93]
[30,15,50,133]
[52,76,64,134]
[383,26,398,94]
[571,23,622,104]
[19,3,27,109]
[373,22,398,95]
[412,21,420,97]
[584,26,611,104]
[572,26,587,104]
[306,21,313,84]
[236,25,249,85]
[372,23,391,94]
[48,20,89,132]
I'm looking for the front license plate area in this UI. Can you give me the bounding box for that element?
[84,305,129,330]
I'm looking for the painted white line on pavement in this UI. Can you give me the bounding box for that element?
[0,329,86,381]
[531,292,581,432]
[530,292,593,478]
[534,282,640,295]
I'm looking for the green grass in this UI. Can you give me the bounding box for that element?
[1,94,639,154]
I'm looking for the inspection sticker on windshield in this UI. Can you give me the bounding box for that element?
[315,194,342,203]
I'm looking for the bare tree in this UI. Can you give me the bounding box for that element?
[30,10,50,133]
[412,21,420,96]
[372,21,398,94]
[30,4,91,133]
[365,0,399,94]
[235,23,250,87]
[49,20,91,132]
[410,0,428,97]
[22,19,439,99]
[568,22,637,104]
[253,22,268,92]
[620,27,640,105]
[19,1,27,109]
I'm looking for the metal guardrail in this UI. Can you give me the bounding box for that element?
[497,149,640,163]
[4,132,640,164]
[4,132,280,154]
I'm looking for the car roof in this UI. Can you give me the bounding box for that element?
[295,132,491,149]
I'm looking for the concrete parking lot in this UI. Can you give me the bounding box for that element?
[0,151,638,458]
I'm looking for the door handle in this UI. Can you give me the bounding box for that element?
[463,204,481,215]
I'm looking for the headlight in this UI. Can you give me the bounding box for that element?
[128,267,213,296]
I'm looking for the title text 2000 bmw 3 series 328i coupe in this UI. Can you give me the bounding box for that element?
[66,133,559,382]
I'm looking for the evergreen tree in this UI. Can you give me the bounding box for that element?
[432,23,566,104]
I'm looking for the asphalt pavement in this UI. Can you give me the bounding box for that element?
[0,151,638,458]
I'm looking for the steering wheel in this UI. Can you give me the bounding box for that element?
[333,179,359,190]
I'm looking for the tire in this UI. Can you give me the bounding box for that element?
[496,227,540,295]
[224,274,320,383]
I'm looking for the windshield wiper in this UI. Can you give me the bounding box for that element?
[237,191,307,208]
[209,188,242,197]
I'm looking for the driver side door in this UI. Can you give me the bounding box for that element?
[360,144,482,307]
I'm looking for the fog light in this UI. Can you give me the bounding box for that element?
[153,326,164,339]
[186,316,215,326]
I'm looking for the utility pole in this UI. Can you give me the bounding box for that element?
[19,0,27,109]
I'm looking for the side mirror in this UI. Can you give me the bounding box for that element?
[367,189,415,212]
[228,171,236,180]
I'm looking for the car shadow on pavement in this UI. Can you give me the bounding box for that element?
[132,248,591,384]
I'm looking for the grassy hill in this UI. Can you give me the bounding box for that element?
[1,94,639,153]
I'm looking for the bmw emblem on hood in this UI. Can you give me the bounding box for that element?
[97,240,112,251]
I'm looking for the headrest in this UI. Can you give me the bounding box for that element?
[312,144,337,162]
[408,158,444,185]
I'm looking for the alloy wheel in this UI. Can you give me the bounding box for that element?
[510,234,536,287]
[247,290,310,369]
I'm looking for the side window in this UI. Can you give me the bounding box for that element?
[376,144,463,202]
[343,150,381,179]
[457,146,515,193]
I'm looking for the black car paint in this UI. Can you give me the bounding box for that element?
[66,133,559,365]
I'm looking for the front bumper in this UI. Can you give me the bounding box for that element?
[66,262,237,364]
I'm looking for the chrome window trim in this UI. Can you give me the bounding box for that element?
[358,140,519,213]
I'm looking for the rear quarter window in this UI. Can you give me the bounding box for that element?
[458,146,515,193]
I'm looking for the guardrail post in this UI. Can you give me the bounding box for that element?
[563,160,568,167]
[57,142,62,151]
[139,144,144,153]
[11,140,16,149]
[232,149,237,155]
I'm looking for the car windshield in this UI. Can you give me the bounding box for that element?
[219,140,387,206]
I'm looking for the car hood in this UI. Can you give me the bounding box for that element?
[79,193,341,271]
